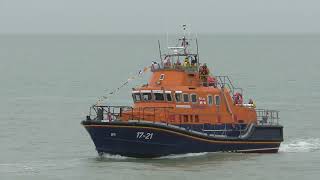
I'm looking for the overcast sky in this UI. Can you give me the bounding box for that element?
[1,0,320,34]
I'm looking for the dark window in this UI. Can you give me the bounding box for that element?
[208,95,213,105]
[190,115,193,122]
[195,115,199,122]
[183,94,189,103]
[191,94,197,103]
[134,93,141,102]
[142,93,152,101]
[175,93,182,102]
[154,93,165,101]
[166,93,172,101]
[183,115,188,122]
[215,95,221,105]
[132,94,136,101]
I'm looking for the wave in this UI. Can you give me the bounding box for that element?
[279,138,320,153]
[98,153,131,160]
[156,152,208,159]
[97,152,209,160]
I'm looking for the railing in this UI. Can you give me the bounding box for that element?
[255,109,280,125]
[88,106,280,124]
[151,62,199,73]
[86,106,280,134]
[87,105,173,122]
[86,105,251,137]
[87,105,132,121]
[215,76,243,95]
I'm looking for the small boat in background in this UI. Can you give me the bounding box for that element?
[82,25,283,158]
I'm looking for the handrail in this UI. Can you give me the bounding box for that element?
[215,75,243,95]
[255,109,280,125]
[151,62,199,73]
[89,105,174,122]
[88,105,280,127]
[86,105,280,138]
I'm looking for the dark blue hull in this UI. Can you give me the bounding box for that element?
[82,121,283,158]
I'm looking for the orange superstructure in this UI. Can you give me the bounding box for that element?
[120,34,257,127]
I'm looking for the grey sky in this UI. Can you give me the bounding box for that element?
[1,0,320,34]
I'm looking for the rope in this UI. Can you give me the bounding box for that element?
[95,65,150,105]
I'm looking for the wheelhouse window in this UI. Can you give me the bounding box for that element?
[165,91,172,102]
[154,93,164,101]
[215,95,221,106]
[133,93,141,102]
[208,95,213,105]
[191,94,197,103]
[175,92,182,102]
[142,93,152,101]
[183,94,189,103]
[153,90,164,101]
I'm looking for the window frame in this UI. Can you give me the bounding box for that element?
[133,93,142,102]
[207,94,213,105]
[183,93,189,103]
[142,93,153,101]
[215,95,221,106]
[132,94,136,102]
[153,90,165,101]
[190,93,197,104]
[165,91,172,102]
[175,91,182,103]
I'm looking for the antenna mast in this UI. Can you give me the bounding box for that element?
[158,40,162,61]
[196,38,199,64]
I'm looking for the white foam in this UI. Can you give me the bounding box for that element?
[157,152,208,159]
[279,138,320,153]
[98,152,209,160]
[99,153,131,160]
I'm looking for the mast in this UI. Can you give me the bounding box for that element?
[158,40,162,61]
[196,38,199,64]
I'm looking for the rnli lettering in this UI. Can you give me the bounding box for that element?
[136,132,154,140]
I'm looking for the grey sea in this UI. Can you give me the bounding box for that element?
[0,34,320,180]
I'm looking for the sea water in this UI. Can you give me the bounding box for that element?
[0,34,319,180]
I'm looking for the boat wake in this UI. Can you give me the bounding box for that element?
[98,153,132,160]
[97,152,209,160]
[279,138,320,153]
[156,152,208,159]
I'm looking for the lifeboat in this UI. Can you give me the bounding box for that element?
[81,26,283,158]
